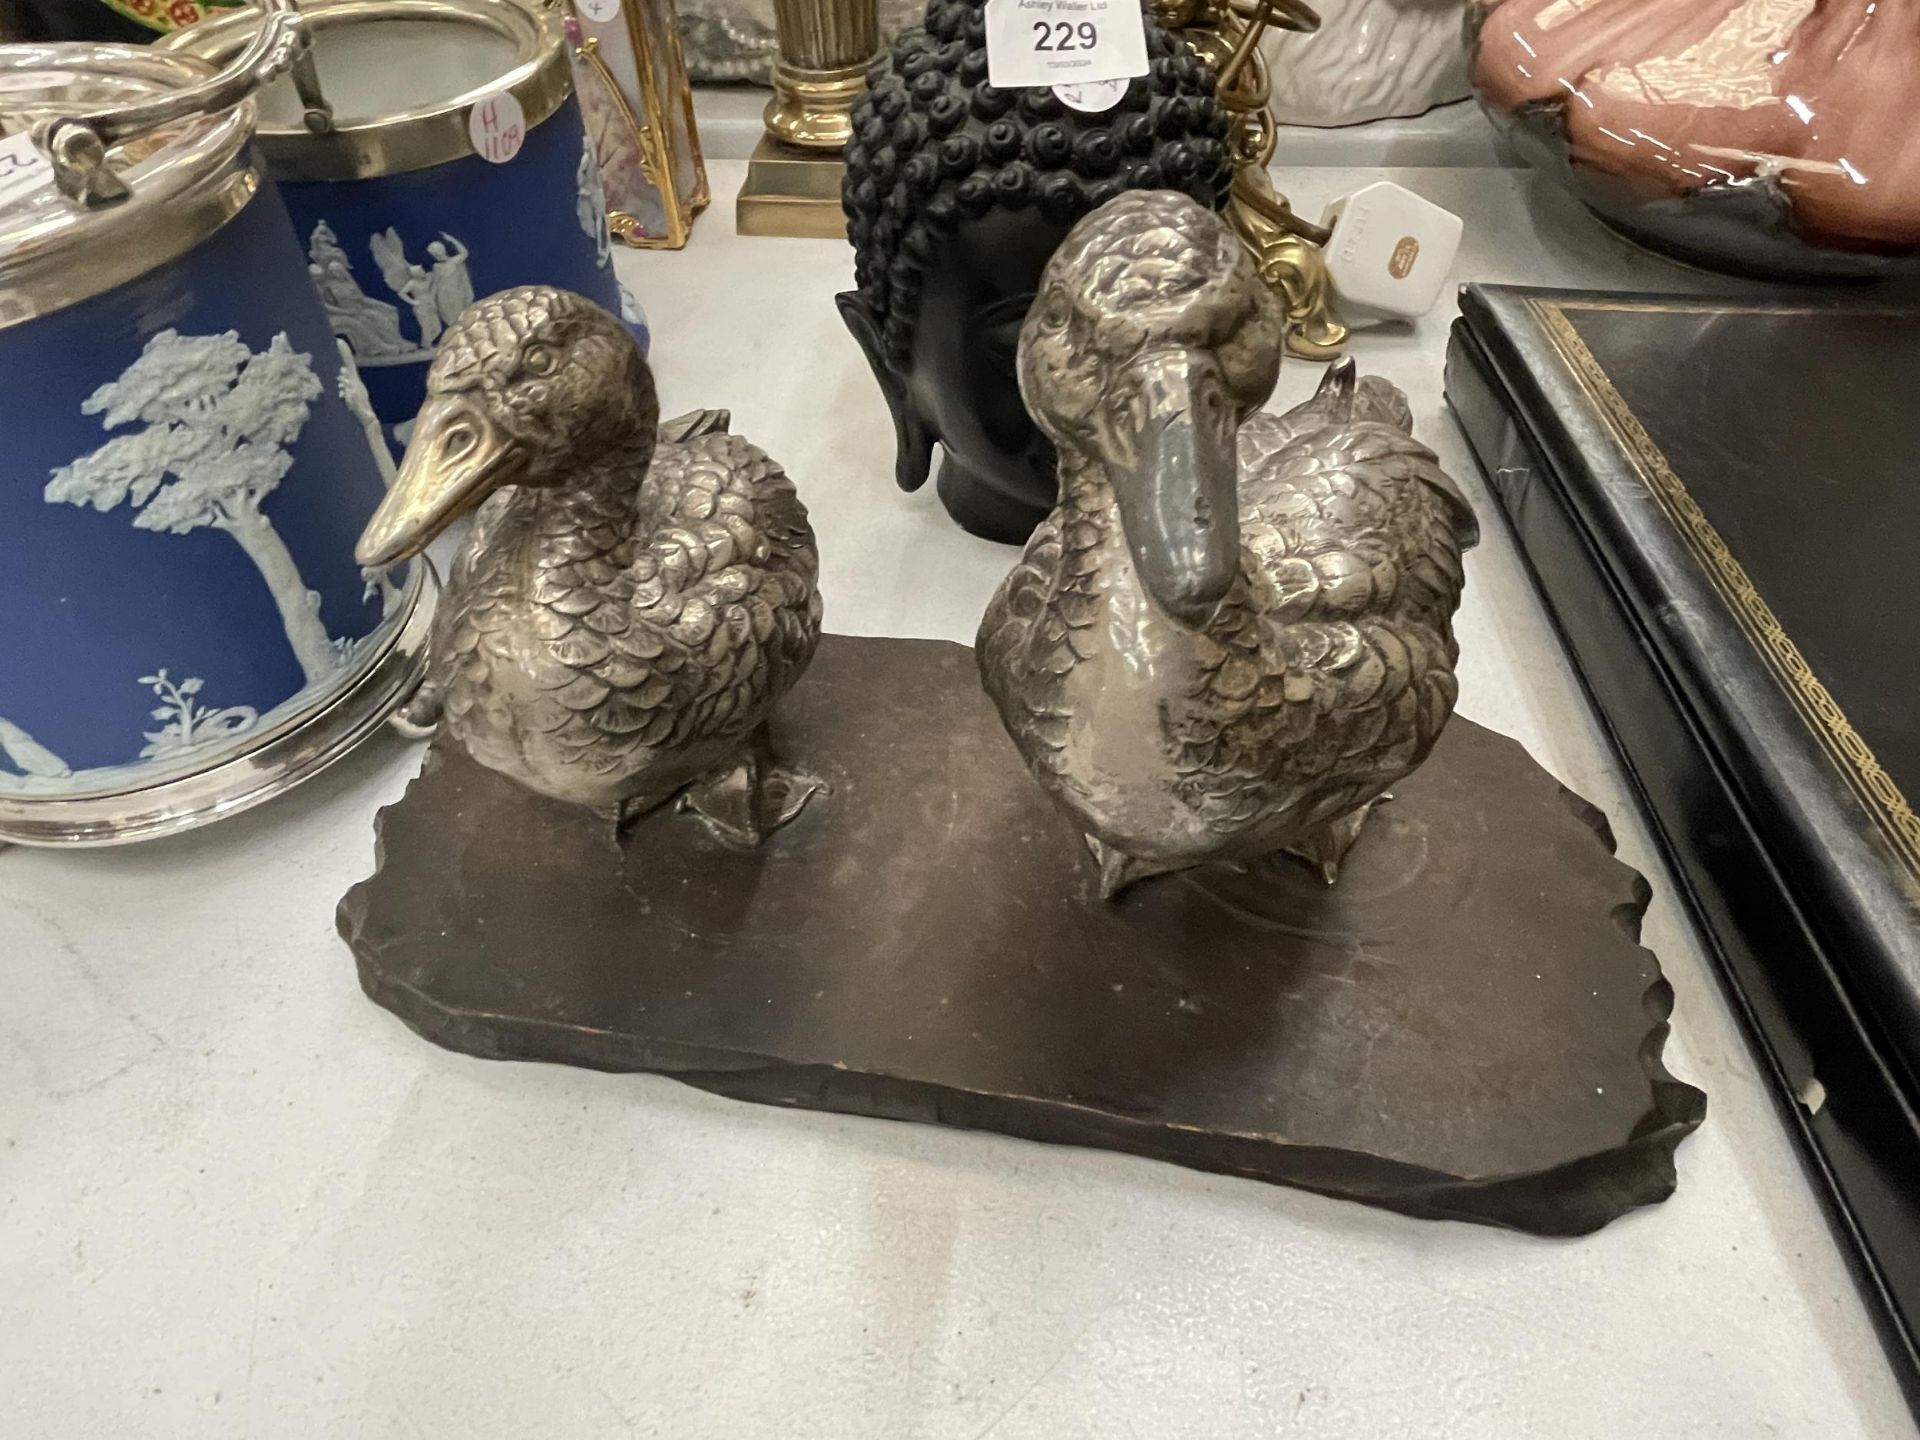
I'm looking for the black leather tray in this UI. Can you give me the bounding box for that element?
[1445,285,1920,1406]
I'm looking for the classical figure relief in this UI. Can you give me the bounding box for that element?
[577,139,614,269]
[308,220,476,365]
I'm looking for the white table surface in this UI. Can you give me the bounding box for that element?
[2,150,1911,1440]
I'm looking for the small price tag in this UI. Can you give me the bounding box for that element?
[575,0,621,22]
[985,0,1147,92]
[467,91,527,166]
[0,130,54,212]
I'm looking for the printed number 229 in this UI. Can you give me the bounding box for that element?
[1032,20,1097,49]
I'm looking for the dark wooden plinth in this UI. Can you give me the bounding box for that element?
[339,634,1705,1234]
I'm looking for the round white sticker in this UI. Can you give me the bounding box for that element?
[467,91,528,165]
[576,0,621,21]
[1053,78,1130,114]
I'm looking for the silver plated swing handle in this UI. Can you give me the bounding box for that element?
[33,2,323,209]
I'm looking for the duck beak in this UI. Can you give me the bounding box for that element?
[356,395,524,568]
[1104,349,1241,630]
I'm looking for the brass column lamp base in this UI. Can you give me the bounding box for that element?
[763,56,869,148]
[737,0,876,238]
[737,135,851,239]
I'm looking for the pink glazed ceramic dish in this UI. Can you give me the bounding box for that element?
[1472,0,1920,280]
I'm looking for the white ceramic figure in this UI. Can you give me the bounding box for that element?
[375,228,476,351]
[335,340,410,618]
[425,235,474,322]
[46,329,346,686]
[308,222,414,360]
[314,222,475,365]
[374,227,446,349]
[1262,0,1472,127]
[335,340,395,483]
[136,669,260,759]
[309,218,352,272]
[0,717,70,779]
[578,141,614,268]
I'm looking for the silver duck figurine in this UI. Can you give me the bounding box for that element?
[356,285,823,844]
[979,191,1478,897]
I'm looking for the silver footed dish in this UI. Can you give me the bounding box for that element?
[979,190,1479,898]
[356,285,824,844]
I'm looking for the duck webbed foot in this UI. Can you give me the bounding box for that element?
[1086,837,1191,901]
[1281,797,1387,887]
[678,728,826,848]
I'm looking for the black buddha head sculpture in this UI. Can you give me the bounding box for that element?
[836,0,1233,543]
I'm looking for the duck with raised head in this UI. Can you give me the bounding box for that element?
[978,191,1478,898]
[356,285,823,844]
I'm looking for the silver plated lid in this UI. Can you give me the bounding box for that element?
[0,46,266,326]
[0,9,313,324]
[163,0,572,182]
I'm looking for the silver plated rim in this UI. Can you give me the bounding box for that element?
[161,0,572,181]
[0,567,437,847]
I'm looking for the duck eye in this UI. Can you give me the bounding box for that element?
[523,345,556,377]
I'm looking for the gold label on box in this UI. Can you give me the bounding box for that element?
[1389,236,1420,279]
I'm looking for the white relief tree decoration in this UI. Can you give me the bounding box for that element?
[45,329,345,686]
[137,669,259,758]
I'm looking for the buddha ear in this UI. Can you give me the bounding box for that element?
[837,290,935,493]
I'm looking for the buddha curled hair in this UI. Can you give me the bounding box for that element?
[842,0,1233,371]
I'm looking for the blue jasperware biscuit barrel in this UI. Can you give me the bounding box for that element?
[0,40,431,844]
[165,0,647,438]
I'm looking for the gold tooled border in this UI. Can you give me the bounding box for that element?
[1529,295,1920,884]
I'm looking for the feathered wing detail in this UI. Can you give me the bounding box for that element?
[519,430,822,790]
[437,488,523,740]
[1164,417,1472,847]
[977,491,1100,788]
[1242,390,1478,549]
[657,408,732,444]
[368,228,413,297]
[1237,367,1410,468]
